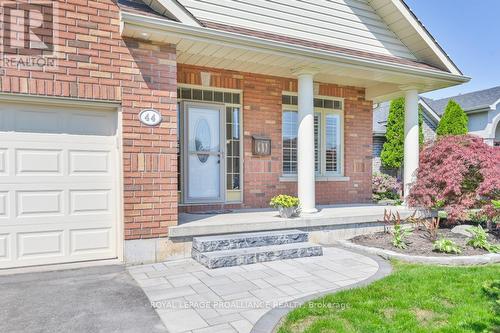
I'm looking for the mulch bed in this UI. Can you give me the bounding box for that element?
[351,228,500,257]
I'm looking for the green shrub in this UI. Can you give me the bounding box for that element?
[436,100,468,136]
[381,98,424,170]
[269,195,299,208]
[467,225,500,253]
[392,225,412,249]
[433,238,462,254]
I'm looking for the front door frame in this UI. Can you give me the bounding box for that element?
[182,101,226,204]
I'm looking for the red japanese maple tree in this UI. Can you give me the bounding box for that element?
[408,135,500,222]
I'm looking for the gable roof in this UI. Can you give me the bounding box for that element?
[118,0,171,19]
[373,102,391,135]
[136,0,462,75]
[373,98,441,135]
[423,86,500,115]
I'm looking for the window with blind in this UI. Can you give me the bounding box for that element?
[282,95,343,176]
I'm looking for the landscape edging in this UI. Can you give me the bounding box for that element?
[338,240,500,265]
[250,247,392,333]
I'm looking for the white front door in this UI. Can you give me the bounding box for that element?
[0,102,119,269]
[184,103,224,203]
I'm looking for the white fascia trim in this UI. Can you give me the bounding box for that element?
[152,0,200,26]
[388,0,463,76]
[384,0,463,75]
[489,97,500,110]
[122,12,469,84]
[418,99,441,123]
[0,93,121,110]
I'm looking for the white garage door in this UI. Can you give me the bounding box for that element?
[0,102,119,269]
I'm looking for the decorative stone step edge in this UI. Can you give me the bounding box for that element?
[192,230,308,253]
[193,243,323,269]
[337,240,500,266]
[250,247,392,333]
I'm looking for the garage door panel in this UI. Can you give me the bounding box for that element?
[70,228,112,255]
[0,149,6,175]
[0,192,7,218]
[69,150,111,174]
[17,230,64,259]
[16,149,63,175]
[17,191,63,217]
[70,190,111,214]
[0,103,119,269]
[0,234,9,260]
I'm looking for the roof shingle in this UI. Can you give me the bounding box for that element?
[424,86,500,115]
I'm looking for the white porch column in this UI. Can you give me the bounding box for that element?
[404,89,419,200]
[296,71,317,213]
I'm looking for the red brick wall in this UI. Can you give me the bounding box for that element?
[178,65,373,209]
[0,0,178,239]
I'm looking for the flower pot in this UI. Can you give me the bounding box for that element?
[278,206,296,218]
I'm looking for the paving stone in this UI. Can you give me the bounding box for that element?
[227,273,248,282]
[289,281,323,293]
[238,270,271,280]
[190,283,212,294]
[250,287,287,301]
[157,309,208,333]
[251,279,272,289]
[209,281,258,296]
[263,274,295,286]
[131,247,381,333]
[146,286,196,301]
[205,313,244,326]
[195,308,220,320]
[203,276,234,287]
[311,269,351,282]
[221,291,253,301]
[136,277,171,288]
[169,275,201,287]
[230,319,253,333]
[193,323,237,333]
[240,309,268,324]
[276,285,300,296]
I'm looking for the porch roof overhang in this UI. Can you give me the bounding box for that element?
[121,11,470,103]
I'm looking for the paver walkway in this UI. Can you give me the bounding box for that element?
[128,247,380,333]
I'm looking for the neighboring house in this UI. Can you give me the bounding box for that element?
[373,85,500,173]
[0,0,468,268]
[372,100,441,173]
[423,86,500,146]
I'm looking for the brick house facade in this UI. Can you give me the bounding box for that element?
[0,1,178,249]
[0,0,467,267]
[178,65,373,211]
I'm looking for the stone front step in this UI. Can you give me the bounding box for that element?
[192,229,309,253]
[192,242,323,269]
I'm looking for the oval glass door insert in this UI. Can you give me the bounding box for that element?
[195,118,211,163]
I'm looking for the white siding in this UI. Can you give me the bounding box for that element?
[177,0,416,59]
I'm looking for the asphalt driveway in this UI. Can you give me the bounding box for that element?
[0,265,167,333]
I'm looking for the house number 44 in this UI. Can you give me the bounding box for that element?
[139,109,162,126]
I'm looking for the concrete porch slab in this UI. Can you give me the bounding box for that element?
[170,204,414,238]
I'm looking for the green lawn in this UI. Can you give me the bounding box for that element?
[278,262,500,333]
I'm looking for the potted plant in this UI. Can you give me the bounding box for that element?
[270,195,300,218]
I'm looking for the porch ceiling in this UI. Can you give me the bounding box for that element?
[122,12,469,103]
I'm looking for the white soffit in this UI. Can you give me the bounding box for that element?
[368,0,462,75]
